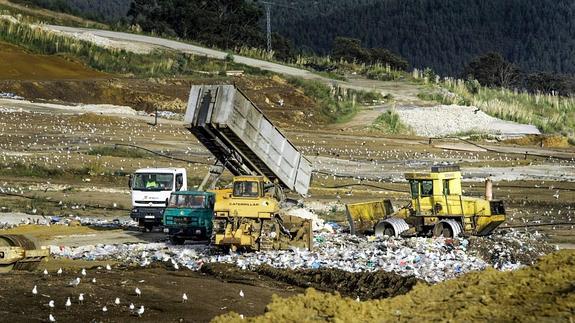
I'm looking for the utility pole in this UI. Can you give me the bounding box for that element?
[261,1,295,53]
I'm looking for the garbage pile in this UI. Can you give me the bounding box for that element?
[47,231,553,283]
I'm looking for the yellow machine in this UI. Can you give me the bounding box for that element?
[347,166,506,238]
[0,235,49,273]
[210,176,312,251]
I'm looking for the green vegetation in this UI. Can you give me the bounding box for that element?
[0,17,265,77]
[371,110,411,134]
[86,146,150,159]
[288,77,382,123]
[272,0,575,76]
[11,0,130,24]
[418,78,575,136]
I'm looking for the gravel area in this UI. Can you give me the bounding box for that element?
[395,105,541,137]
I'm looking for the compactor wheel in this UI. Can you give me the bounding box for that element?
[0,235,42,272]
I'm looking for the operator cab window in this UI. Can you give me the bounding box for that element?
[443,179,450,195]
[410,180,433,198]
[233,181,259,197]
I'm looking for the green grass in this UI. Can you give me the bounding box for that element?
[288,77,382,123]
[417,78,575,137]
[371,109,411,134]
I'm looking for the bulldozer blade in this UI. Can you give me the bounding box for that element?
[0,235,49,272]
[346,200,394,235]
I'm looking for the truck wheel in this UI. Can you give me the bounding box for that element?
[383,227,395,237]
[144,224,154,232]
[170,236,185,245]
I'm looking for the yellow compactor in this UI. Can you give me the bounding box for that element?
[0,235,49,272]
[347,166,506,238]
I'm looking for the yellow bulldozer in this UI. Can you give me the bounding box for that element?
[211,176,312,251]
[346,166,506,238]
[0,234,49,273]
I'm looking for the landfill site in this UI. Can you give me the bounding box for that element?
[0,27,574,322]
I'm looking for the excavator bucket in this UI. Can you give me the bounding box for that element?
[0,235,49,273]
[346,200,394,235]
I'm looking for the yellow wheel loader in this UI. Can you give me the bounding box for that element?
[346,166,506,238]
[0,235,49,273]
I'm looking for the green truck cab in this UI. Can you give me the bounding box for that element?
[163,191,215,245]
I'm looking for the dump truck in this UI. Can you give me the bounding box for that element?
[184,85,313,251]
[346,165,506,238]
[0,235,49,273]
[163,191,215,244]
[129,168,187,231]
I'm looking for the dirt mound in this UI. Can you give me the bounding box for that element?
[201,263,419,300]
[505,134,571,148]
[255,265,420,300]
[214,250,575,322]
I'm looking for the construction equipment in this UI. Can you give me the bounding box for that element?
[0,235,49,273]
[185,85,313,251]
[347,166,506,238]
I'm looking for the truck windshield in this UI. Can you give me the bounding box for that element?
[132,173,174,191]
[168,195,206,208]
[233,181,259,197]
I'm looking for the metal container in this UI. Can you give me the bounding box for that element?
[185,85,312,195]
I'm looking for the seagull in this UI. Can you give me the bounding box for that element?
[43,269,49,276]
[102,306,108,313]
[182,293,188,303]
[356,296,360,302]
[57,268,63,276]
[78,293,84,304]
[48,300,55,309]
[239,290,244,298]
[81,268,86,277]
[114,297,120,305]
[106,264,112,271]
[49,314,56,322]
[137,305,145,317]
[69,277,81,287]
[129,303,135,311]
[32,285,38,296]
[553,191,560,199]
[92,278,97,284]
[65,297,71,310]
[135,287,141,297]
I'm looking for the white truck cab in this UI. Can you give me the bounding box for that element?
[129,168,187,231]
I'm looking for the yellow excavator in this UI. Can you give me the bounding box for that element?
[0,235,49,273]
[346,166,506,238]
[185,85,313,251]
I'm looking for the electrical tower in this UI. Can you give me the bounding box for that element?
[261,1,295,53]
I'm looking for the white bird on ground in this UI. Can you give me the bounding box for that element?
[129,303,135,311]
[78,293,84,304]
[115,297,120,305]
[49,314,56,322]
[137,305,145,317]
[32,285,38,296]
[65,297,71,309]
[57,268,63,276]
[48,300,55,309]
[356,296,360,302]
[553,190,560,199]
[135,287,141,297]
[81,268,87,277]
[239,290,244,298]
[102,306,108,313]
[43,269,49,276]
[92,278,97,284]
[182,293,188,303]
[69,277,81,287]
[106,264,112,271]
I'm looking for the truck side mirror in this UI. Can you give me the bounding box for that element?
[128,175,133,189]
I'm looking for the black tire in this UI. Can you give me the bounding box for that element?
[170,236,185,245]
[442,227,453,238]
[144,224,154,232]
